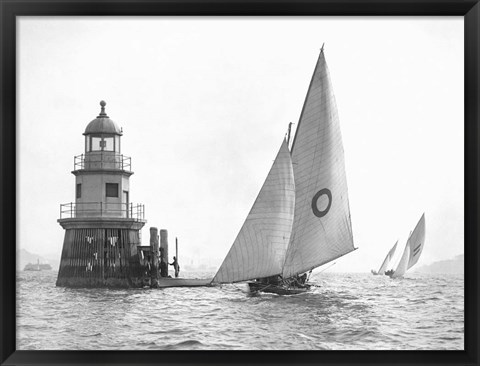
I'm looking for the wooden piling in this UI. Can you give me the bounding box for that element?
[160,229,168,271]
[176,237,178,263]
[150,227,159,285]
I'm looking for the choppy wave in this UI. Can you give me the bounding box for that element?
[16,271,464,350]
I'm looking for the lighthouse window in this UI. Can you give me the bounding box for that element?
[91,137,102,151]
[89,136,114,152]
[104,137,114,151]
[106,183,119,198]
[76,184,81,198]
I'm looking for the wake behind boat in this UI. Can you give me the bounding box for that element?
[211,47,357,295]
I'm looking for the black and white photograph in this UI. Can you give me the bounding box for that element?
[13,15,465,351]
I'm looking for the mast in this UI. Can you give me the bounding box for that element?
[287,122,293,149]
[176,237,178,262]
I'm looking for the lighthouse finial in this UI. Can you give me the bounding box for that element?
[97,100,109,118]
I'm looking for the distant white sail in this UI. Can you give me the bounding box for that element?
[282,50,355,278]
[392,242,410,278]
[377,241,398,275]
[406,213,426,270]
[212,139,295,283]
[392,214,426,278]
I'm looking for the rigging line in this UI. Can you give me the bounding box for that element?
[319,261,336,273]
[253,284,272,293]
[306,269,313,281]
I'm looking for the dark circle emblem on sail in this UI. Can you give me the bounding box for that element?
[311,189,332,218]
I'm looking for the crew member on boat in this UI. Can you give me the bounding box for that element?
[288,273,308,288]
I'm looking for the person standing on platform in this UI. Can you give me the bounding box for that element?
[169,256,180,278]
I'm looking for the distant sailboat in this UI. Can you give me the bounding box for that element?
[385,214,426,278]
[212,48,356,294]
[371,241,398,275]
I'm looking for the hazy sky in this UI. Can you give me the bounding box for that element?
[17,17,464,273]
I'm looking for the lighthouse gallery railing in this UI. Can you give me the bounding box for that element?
[74,153,132,171]
[59,202,145,220]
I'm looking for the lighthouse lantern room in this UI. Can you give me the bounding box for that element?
[57,101,147,288]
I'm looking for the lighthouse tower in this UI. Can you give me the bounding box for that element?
[57,101,146,287]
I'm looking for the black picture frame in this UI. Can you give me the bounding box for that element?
[1,1,478,365]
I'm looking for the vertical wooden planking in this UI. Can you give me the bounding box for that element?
[105,229,109,279]
[98,228,103,281]
[87,228,91,279]
[81,228,86,278]
[122,229,129,277]
[108,229,113,278]
[90,228,94,279]
[93,228,99,280]
[115,231,120,278]
[117,229,122,275]
[84,228,88,278]
[67,229,74,277]
[103,229,107,279]
[57,224,144,287]
[108,229,112,278]
[58,229,70,277]
[80,228,85,278]
[72,229,78,278]
[71,229,77,278]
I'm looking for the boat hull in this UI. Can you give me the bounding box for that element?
[247,281,311,295]
[384,270,395,278]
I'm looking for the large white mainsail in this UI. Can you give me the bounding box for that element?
[377,241,398,275]
[282,49,355,278]
[391,213,426,278]
[212,139,295,283]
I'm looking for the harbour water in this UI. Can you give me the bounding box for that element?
[16,270,464,350]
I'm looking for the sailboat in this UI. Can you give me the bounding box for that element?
[385,213,426,278]
[371,241,398,275]
[212,47,357,294]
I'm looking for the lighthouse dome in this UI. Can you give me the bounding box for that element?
[84,101,122,136]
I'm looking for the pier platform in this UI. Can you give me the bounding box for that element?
[154,278,213,288]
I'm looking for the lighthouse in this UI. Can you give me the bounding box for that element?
[56,101,147,287]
